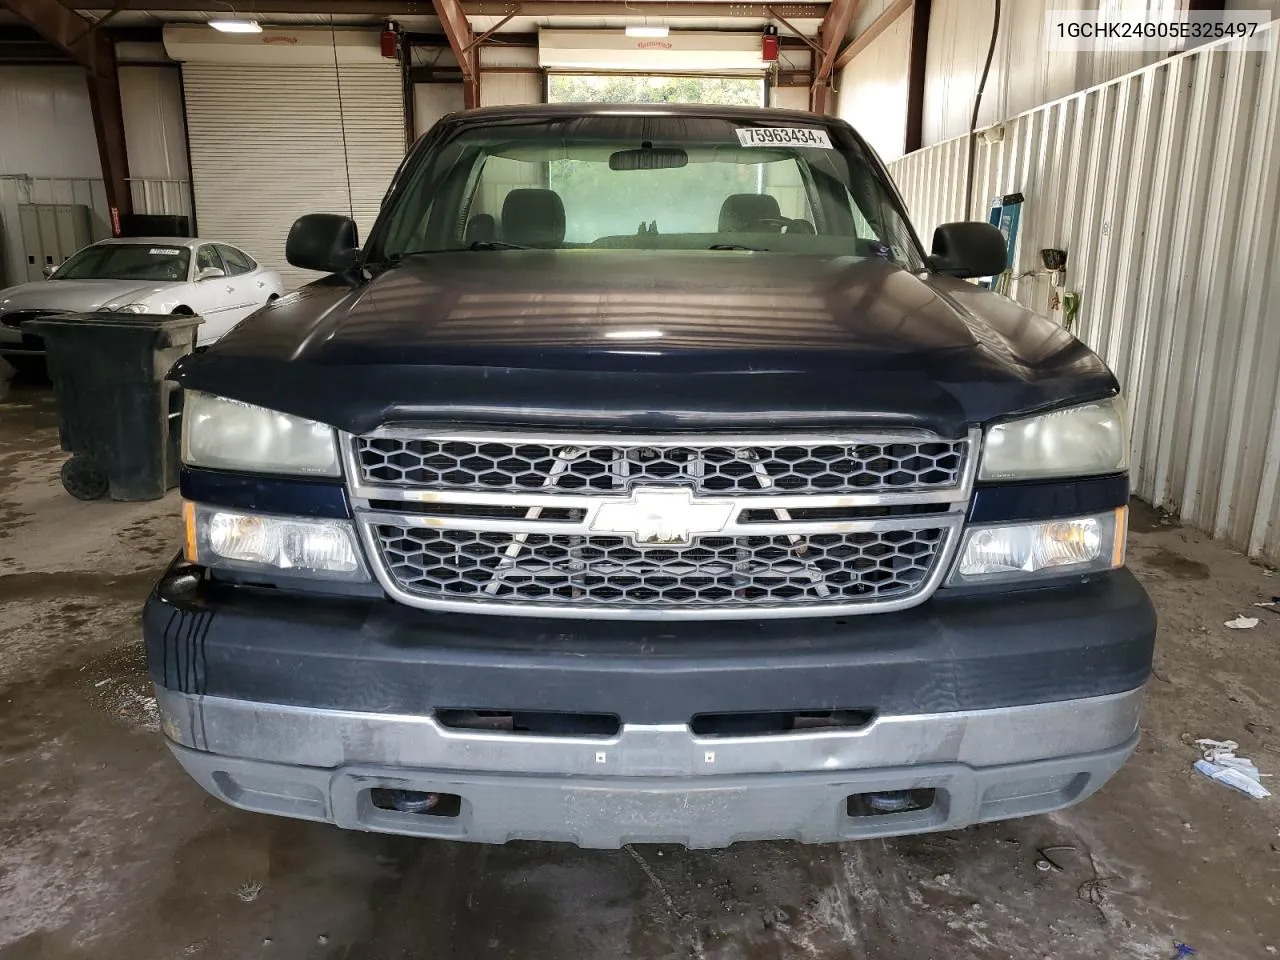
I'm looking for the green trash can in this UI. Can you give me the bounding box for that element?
[27,313,202,501]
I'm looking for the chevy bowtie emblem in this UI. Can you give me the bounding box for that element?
[590,487,735,545]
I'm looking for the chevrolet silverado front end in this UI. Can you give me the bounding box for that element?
[145,104,1155,848]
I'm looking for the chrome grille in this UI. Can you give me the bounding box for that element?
[355,436,967,495]
[372,526,948,606]
[345,428,978,620]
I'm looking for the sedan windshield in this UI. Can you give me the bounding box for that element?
[52,244,190,282]
[366,115,924,268]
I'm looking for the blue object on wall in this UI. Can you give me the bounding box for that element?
[981,191,1024,289]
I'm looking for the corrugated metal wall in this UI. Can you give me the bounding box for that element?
[479,47,542,107]
[888,26,1280,561]
[120,65,194,224]
[0,65,192,285]
[0,66,102,180]
[920,0,1177,147]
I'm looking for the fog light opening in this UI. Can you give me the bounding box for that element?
[370,788,462,818]
[846,788,936,818]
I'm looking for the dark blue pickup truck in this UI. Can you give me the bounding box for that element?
[145,103,1154,849]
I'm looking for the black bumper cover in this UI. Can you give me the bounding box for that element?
[144,559,1156,723]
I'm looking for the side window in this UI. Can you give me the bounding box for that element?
[216,244,256,276]
[195,245,222,275]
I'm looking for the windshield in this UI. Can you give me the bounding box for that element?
[365,116,924,267]
[52,244,190,282]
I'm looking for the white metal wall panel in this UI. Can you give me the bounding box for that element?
[118,66,194,229]
[479,46,539,69]
[182,62,404,289]
[770,86,809,111]
[479,72,542,108]
[414,83,465,141]
[835,7,911,160]
[0,67,106,285]
[921,0,1179,148]
[128,178,194,222]
[0,66,101,179]
[851,0,900,37]
[478,46,541,110]
[119,66,189,181]
[887,25,1280,561]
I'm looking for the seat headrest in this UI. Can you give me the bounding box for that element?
[718,194,782,232]
[501,189,566,248]
[464,213,496,245]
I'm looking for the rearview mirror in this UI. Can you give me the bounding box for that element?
[609,147,688,171]
[42,264,56,279]
[286,213,359,273]
[195,266,225,282]
[926,222,1008,279]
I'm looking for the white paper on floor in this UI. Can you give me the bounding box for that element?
[1194,739,1271,799]
[1225,615,1260,629]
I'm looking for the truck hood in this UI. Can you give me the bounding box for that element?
[0,278,169,315]
[173,251,1118,436]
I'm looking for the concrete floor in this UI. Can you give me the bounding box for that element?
[1,382,1278,960]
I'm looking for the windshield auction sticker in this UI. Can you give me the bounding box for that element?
[149,248,182,255]
[736,128,832,148]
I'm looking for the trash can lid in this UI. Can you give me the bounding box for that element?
[28,312,203,331]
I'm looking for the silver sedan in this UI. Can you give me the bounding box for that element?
[0,237,284,359]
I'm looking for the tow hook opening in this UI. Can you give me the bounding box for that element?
[691,709,874,737]
[370,788,463,818]
[846,789,937,818]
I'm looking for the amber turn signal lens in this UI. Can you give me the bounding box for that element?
[182,500,198,563]
[1112,505,1129,569]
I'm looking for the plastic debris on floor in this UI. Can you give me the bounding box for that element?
[1193,739,1271,799]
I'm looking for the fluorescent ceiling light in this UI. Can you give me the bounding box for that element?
[626,25,670,38]
[605,329,664,340]
[210,19,263,33]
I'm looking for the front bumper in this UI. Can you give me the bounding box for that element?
[146,559,1155,847]
[159,687,1141,848]
[0,325,44,357]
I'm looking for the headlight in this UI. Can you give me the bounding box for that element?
[183,503,369,581]
[103,303,151,313]
[980,397,1128,481]
[182,391,340,476]
[947,508,1127,585]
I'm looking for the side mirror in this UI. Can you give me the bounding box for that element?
[926,222,1008,279]
[42,264,56,279]
[195,266,225,282]
[286,213,359,273]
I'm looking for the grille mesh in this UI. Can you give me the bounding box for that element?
[356,437,966,495]
[372,525,948,607]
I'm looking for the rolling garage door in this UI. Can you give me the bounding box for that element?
[177,40,404,290]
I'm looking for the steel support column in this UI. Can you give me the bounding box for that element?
[432,0,479,108]
[810,0,859,114]
[904,0,930,153]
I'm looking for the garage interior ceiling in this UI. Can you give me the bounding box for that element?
[49,4,829,34]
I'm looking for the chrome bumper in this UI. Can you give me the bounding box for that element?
[157,687,1143,848]
[158,687,1141,776]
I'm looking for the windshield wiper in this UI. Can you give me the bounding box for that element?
[468,240,531,251]
[708,243,768,252]
[387,240,533,262]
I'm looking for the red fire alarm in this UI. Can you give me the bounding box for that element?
[381,20,398,59]
[762,24,779,62]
